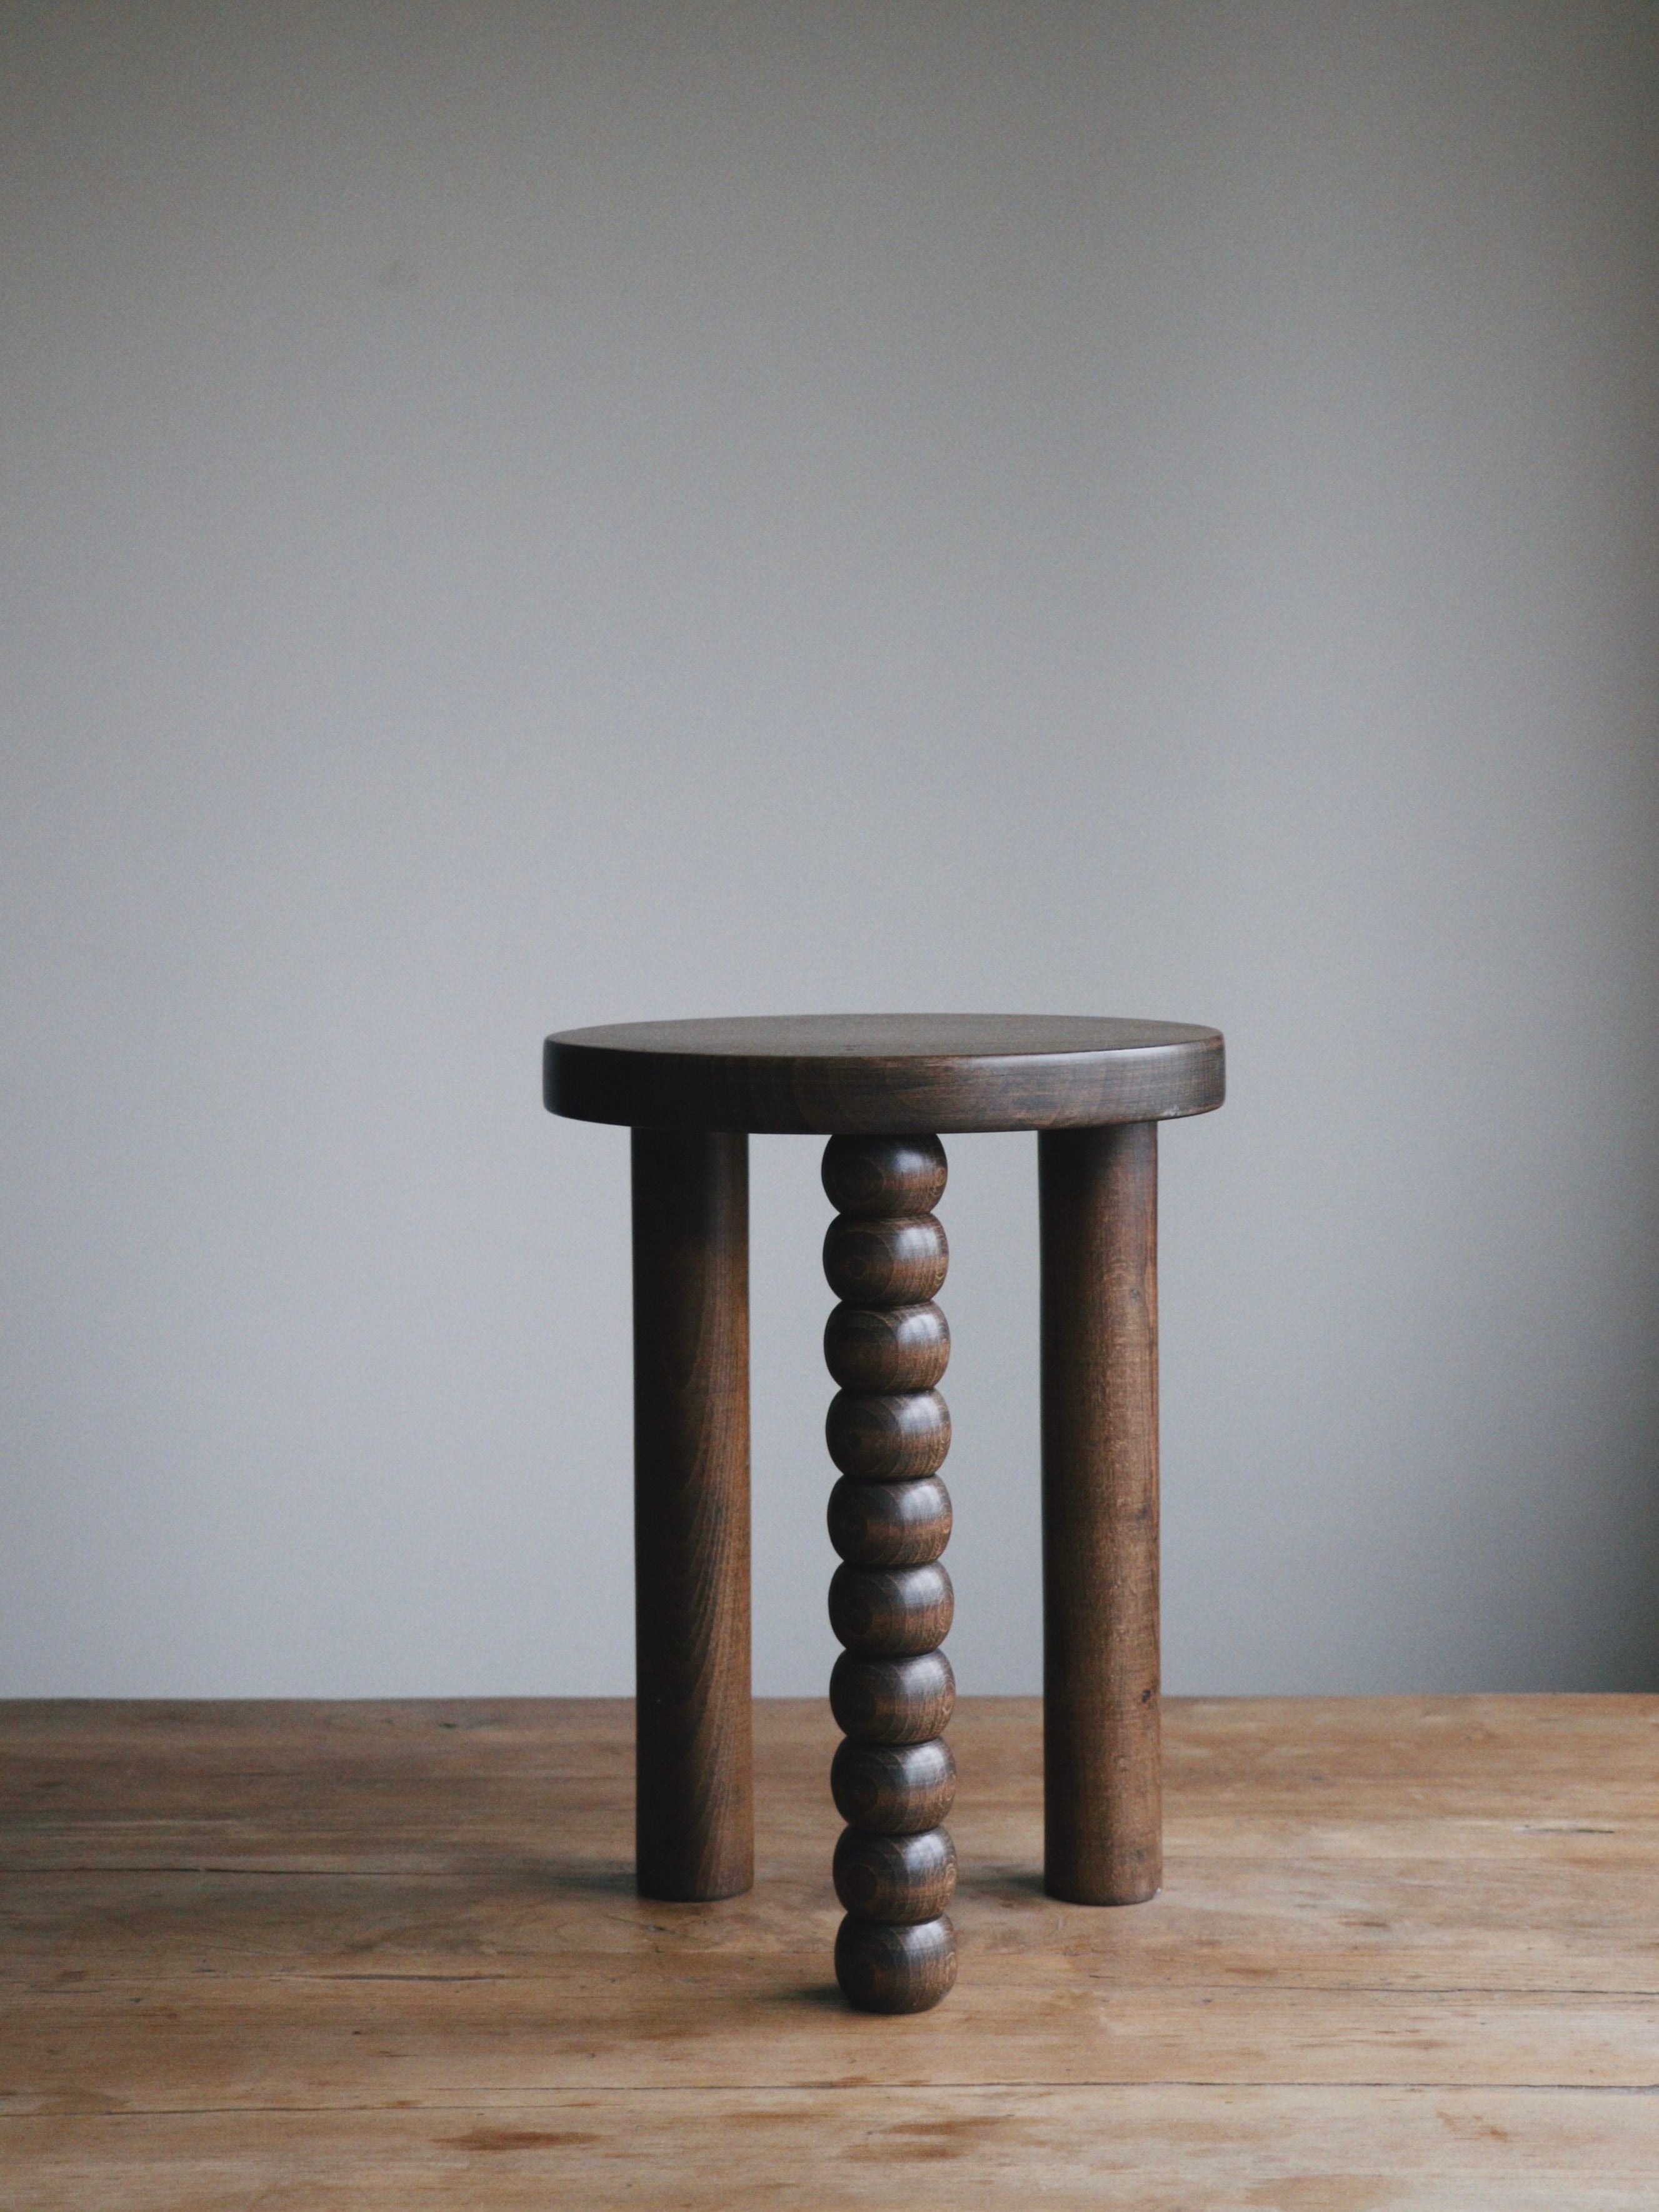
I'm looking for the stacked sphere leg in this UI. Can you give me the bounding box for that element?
[822,1133,958,2013]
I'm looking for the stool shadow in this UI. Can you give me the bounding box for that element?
[535,1861,638,1898]
[769,1981,847,2011]
[966,1867,1048,1900]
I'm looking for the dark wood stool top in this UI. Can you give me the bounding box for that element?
[544,1014,1224,1134]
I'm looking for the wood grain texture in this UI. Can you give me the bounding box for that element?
[830,1736,959,1833]
[821,1133,959,2010]
[823,1212,949,1305]
[630,1128,752,1900]
[4,1697,1659,2208]
[825,1387,952,1479]
[823,1299,950,1392]
[833,1823,958,1921]
[1040,1122,1161,1905]
[834,1910,960,2013]
[822,1133,949,1215]
[829,1562,955,1655]
[7,2090,1657,2212]
[828,1474,952,1567]
[545,1014,1224,1133]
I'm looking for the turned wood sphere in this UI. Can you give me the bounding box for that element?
[833,1823,958,1923]
[822,1215,948,1306]
[830,1736,957,1833]
[827,1475,952,1567]
[825,1389,950,1481]
[829,1562,954,1657]
[823,1300,950,1393]
[822,1134,948,1218]
[833,1913,957,2014]
[830,1649,956,1743]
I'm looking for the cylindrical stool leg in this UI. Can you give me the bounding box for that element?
[1039,1121,1160,1905]
[630,1127,754,1901]
[823,1135,959,2012]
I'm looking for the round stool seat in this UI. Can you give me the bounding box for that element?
[544,1013,1223,1134]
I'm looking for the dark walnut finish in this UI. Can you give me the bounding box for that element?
[830,1734,957,1833]
[827,1473,952,1567]
[547,1014,1223,1134]
[1040,1123,1161,1904]
[830,1650,957,1743]
[823,1301,950,1393]
[546,1013,1223,2008]
[630,1130,753,1901]
[822,1133,959,2012]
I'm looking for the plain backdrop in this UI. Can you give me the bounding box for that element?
[2,1,1656,1698]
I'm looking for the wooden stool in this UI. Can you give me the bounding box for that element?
[544,1014,1225,2012]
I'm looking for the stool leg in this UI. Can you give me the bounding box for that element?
[1039,1122,1160,1905]
[630,1127,754,1901]
[822,1134,959,2011]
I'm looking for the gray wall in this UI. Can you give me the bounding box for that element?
[3,1,1655,1698]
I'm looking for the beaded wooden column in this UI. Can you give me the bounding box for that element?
[821,1133,959,2013]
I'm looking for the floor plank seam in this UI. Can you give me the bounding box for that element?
[12,1991,1659,2008]
[6,2082,1659,2118]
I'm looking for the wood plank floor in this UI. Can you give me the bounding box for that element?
[2,1696,1657,2206]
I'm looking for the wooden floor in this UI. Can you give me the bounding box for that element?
[2,1696,1657,2208]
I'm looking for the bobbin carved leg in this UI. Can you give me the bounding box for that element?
[1039,1121,1160,1905]
[822,1135,959,2012]
[630,1127,754,1901]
